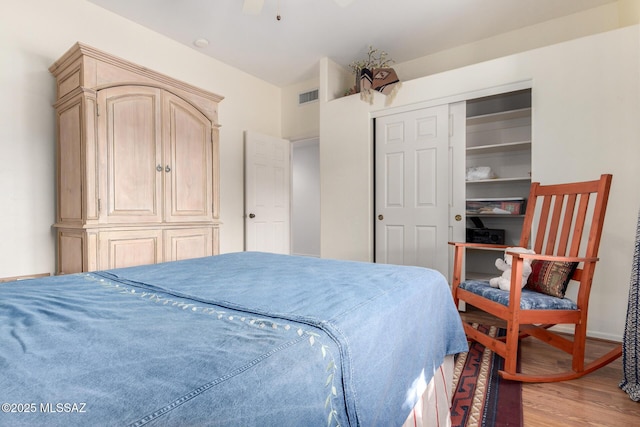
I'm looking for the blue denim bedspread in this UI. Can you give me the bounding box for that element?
[0,252,467,426]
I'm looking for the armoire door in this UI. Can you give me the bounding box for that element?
[164,227,214,261]
[99,229,163,269]
[163,92,213,223]
[374,104,451,276]
[98,86,163,224]
[98,87,214,225]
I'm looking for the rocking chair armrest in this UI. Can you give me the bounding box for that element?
[447,241,508,251]
[513,253,599,264]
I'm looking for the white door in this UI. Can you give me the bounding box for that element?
[375,104,452,276]
[244,131,291,254]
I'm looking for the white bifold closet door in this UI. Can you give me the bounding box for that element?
[375,103,465,280]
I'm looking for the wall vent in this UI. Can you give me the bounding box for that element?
[298,89,319,105]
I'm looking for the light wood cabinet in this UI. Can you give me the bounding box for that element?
[50,43,223,274]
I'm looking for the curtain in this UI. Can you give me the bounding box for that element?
[620,209,640,401]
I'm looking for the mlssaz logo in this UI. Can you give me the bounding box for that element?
[40,402,87,413]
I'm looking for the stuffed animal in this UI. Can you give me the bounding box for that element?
[489,247,536,291]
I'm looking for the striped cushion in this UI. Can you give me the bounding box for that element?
[459,280,578,310]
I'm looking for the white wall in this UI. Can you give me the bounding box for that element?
[319,25,640,340]
[282,79,320,140]
[295,1,635,117]
[0,0,282,277]
[394,2,624,83]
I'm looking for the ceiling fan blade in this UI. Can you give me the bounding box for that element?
[243,0,264,15]
[333,0,355,7]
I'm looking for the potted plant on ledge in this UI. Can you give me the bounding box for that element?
[346,45,400,104]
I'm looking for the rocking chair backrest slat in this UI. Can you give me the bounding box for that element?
[545,194,565,255]
[522,184,548,251]
[557,193,578,256]
[586,175,612,258]
[570,193,591,257]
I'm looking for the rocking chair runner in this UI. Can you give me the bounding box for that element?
[450,174,622,382]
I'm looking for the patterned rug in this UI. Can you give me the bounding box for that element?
[450,325,523,427]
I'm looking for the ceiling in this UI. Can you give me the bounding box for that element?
[87,0,616,87]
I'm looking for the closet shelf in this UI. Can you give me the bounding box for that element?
[466,140,531,155]
[466,176,531,184]
[466,107,532,125]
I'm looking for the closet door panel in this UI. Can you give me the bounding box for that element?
[375,105,450,275]
[99,86,163,223]
[164,92,212,222]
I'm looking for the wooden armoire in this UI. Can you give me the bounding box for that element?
[49,43,223,274]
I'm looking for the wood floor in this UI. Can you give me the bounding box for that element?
[460,306,640,426]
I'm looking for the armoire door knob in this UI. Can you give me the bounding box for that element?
[249,213,255,218]
[165,165,171,173]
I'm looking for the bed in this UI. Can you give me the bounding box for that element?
[0,252,467,426]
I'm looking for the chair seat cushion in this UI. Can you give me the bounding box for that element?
[459,280,578,310]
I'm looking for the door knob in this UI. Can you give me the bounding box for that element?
[378,214,384,220]
[156,164,163,172]
[249,213,255,218]
[165,165,171,173]
[455,214,462,221]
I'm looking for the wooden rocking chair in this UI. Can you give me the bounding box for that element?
[450,174,622,382]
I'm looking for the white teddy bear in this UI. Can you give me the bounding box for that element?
[489,247,536,291]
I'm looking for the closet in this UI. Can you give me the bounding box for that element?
[49,43,223,274]
[374,87,531,282]
[464,89,532,279]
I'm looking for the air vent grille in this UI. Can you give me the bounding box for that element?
[298,89,319,105]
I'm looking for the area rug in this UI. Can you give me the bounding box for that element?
[450,325,523,427]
